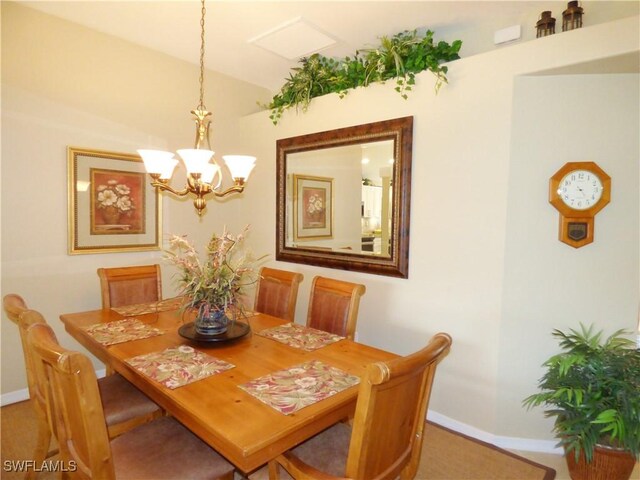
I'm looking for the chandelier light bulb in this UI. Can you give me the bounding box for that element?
[177,149,215,175]
[137,149,175,175]
[201,162,222,187]
[223,155,256,181]
[160,159,179,180]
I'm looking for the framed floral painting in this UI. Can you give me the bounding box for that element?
[68,147,161,254]
[293,174,333,241]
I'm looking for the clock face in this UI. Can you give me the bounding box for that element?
[556,169,604,210]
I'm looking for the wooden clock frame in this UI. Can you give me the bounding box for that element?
[549,162,611,248]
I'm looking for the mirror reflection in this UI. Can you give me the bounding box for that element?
[285,140,393,257]
[276,116,413,278]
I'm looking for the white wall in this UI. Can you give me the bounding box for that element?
[1,2,270,395]
[236,16,639,447]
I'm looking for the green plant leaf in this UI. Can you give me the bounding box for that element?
[523,324,640,460]
[263,29,462,124]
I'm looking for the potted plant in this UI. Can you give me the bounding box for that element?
[524,324,640,480]
[165,225,264,336]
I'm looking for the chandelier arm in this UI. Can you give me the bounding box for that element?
[212,185,246,198]
[150,180,191,197]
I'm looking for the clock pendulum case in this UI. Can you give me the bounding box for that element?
[549,162,611,248]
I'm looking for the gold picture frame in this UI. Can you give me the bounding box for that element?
[68,146,161,254]
[293,174,333,241]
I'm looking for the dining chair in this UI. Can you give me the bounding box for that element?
[254,267,304,322]
[97,264,162,309]
[268,332,452,480]
[97,264,163,378]
[26,319,235,480]
[3,296,162,476]
[306,276,366,340]
[3,294,58,480]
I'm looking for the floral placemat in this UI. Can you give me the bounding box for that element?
[83,318,164,346]
[125,345,235,389]
[256,323,344,351]
[111,297,185,316]
[239,360,360,415]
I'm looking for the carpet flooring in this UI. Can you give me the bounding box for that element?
[2,400,556,479]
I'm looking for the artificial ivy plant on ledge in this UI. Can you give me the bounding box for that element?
[264,29,462,124]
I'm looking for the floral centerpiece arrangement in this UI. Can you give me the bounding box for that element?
[165,225,264,335]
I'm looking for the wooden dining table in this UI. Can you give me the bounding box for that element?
[60,306,397,474]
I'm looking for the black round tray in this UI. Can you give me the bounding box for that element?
[178,321,251,344]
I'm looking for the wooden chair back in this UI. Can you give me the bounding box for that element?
[346,333,452,479]
[3,295,31,393]
[97,264,162,309]
[27,318,116,480]
[3,293,27,324]
[306,276,366,340]
[4,296,60,473]
[254,267,303,321]
[3,294,44,408]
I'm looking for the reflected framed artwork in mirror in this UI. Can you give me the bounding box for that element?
[293,174,333,241]
[276,116,413,278]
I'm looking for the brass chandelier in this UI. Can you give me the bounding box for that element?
[138,0,255,216]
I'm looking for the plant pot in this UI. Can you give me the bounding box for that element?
[565,444,636,480]
[194,304,229,336]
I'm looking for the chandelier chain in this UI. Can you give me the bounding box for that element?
[197,0,206,110]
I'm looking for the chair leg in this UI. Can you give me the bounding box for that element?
[268,461,280,480]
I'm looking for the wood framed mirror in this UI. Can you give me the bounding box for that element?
[276,116,413,278]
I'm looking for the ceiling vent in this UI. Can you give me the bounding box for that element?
[248,17,337,60]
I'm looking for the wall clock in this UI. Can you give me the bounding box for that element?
[549,162,611,248]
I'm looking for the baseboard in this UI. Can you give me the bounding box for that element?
[427,410,563,455]
[1,388,29,406]
[1,368,107,407]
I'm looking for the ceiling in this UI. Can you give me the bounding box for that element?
[19,1,640,93]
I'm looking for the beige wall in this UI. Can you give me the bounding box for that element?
[497,73,638,442]
[1,2,270,394]
[237,16,639,449]
[1,0,638,452]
